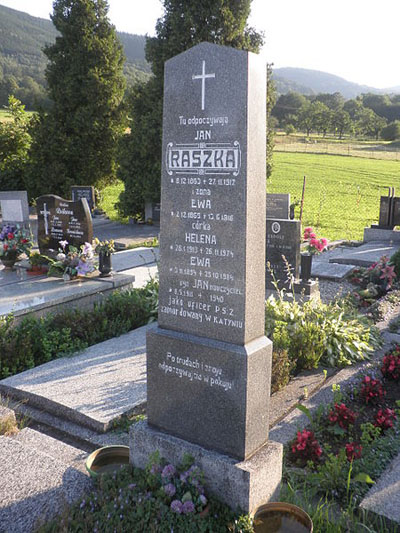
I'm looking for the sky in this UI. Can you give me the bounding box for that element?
[0,0,399,89]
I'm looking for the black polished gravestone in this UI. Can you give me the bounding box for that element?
[266,193,290,220]
[36,195,93,254]
[130,43,282,513]
[71,186,95,212]
[378,196,392,228]
[266,219,301,291]
[393,197,400,226]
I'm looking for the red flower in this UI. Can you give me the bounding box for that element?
[3,243,8,251]
[7,233,14,240]
[374,408,396,431]
[291,429,322,462]
[345,442,362,462]
[360,375,386,405]
[381,348,400,381]
[328,403,356,429]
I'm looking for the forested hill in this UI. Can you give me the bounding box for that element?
[0,4,150,109]
[273,67,399,98]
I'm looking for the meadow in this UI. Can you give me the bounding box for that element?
[268,152,400,240]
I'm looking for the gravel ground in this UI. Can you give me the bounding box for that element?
[318,278,354,304]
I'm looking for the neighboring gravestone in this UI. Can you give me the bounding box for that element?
[378,195,392,228]
[392,197,400,227]
[71,186,95,212]
[36,195,93,254]
[0,191,30,228]
[144,201,161,223]
[130,42,282,513]
[266,193,290,220]
[266,219,301,291]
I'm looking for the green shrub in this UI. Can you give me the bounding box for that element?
[265,295,381,373]
[381,121,400,141]
[0,279,159,379]
[390,248,400,278]
[271,348,293,393]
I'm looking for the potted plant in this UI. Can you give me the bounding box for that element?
[94,238,115,277]
[47,240,96,281]
[0,224,33,269]
[301,227,328,282]
[27,252,51,274]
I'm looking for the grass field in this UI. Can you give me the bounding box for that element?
[0,109,35,123]
[268,152,400,240]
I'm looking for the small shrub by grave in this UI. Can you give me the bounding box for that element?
[37,453,254,533]
[0,279,158,379]
[349,255,397,307]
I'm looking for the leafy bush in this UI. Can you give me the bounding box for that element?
[271,347,293,394]
[390,248,400,278]
[0,279,159,379]
[265,295,381,372]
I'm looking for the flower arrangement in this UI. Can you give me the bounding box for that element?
[381,345,400,381]
[303,227,328,255]
[94,237,115,255]
[328,403,356,429]
[359,375,386,405]
[0,224,33,259]
[47,240,96,280]
[146,453,208,516]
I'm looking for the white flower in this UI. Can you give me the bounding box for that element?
[56,253,66,261]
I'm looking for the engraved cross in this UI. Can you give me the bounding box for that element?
[40,203,51,235]
[192,60,215,111]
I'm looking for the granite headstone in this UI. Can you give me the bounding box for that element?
[144,201,161,223]
[71,186,95,212]
[0,191,30,227]
[36,195,93,254]
[378,196,392,228]
[131,42,282,513]
[266,193,290,220]
[392,197,400,227]
[266,218,301,291]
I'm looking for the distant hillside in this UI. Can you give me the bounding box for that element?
[273,67,399,98]
[0,4,150,109]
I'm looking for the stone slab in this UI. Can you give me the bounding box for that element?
[364,227,400,243]
[111,247,159,272]
[0,272,135,318]
[360,453,400,524]
[130,420,282,514]
[0,262,47,288]
[13,427,88,471]
[0,436,91,533]
[311,260,355,281]
[327,241,400,267]
[0,325,150,432]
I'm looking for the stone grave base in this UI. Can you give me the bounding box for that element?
[364,227,400,243]
[130,420,282,513]
[294,279,319,298]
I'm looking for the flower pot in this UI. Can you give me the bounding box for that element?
[253,502,313,533]
[1,251,18,270]
[99,251,112,277]
[300,253,313,283]
[85,445,130,478]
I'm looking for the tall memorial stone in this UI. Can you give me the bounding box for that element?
[36,195,93,254]
[130,43,282,512]
[0,191,30,228]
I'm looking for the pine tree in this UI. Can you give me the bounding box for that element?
[29,0,125,198]
[118,0,264,218]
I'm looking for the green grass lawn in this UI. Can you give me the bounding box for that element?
[99,152,399,241]
[268,152,400,240]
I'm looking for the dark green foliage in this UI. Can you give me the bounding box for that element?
[118,0,264,218]
[28,0,126,198]
[381,120,400,141]
[271,347,293,394]
[0,280,158,379]
[0,96,33,191]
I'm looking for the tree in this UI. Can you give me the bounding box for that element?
[29,0,126,199]
[356,108,387,139]
[313,92,344,111]
[272,91,307,126]
[331,109,352,139]
[118,0,264,218]
[381,121,400,141]
[0,95,32,190]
